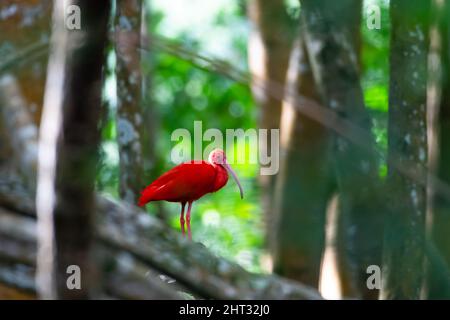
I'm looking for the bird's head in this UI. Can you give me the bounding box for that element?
[208,149,244,199]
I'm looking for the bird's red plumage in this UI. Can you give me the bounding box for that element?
[138,160,228,206]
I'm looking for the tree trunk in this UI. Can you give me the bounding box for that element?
[426,0,450,299]
[36,0,111,299]
[328,1,366,299]
[381,0,430,299]
[300,0,383,299]
[115,0,147,204]
[247,0,293,232]
[271,35,333,289]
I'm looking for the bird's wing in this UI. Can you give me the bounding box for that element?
[138,161,217,205]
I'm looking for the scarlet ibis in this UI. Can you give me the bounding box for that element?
[138,149,244,240]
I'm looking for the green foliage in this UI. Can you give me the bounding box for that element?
[97,0,393,273]
[361,0,390,175]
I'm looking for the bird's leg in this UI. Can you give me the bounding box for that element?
[186,201,193,240]
[180,202,186,236]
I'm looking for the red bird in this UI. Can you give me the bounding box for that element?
[138,149,244,240]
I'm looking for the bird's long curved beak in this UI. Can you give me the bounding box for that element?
[223,162,244,199]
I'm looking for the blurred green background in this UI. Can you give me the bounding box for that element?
[96,0,390,273]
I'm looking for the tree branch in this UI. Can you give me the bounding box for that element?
[0,174,322,300]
